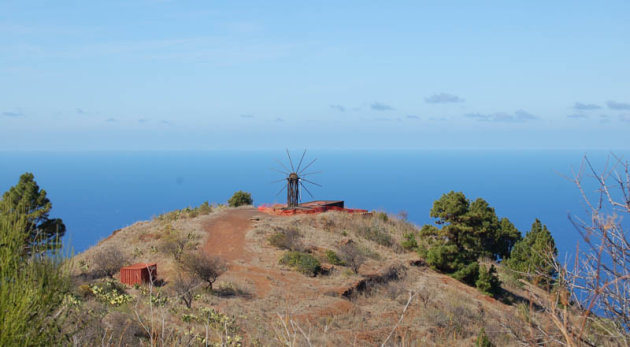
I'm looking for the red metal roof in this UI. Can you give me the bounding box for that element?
[299,200,344,207]
[123,263,157,270]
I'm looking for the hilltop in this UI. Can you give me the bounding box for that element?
[67,205,573,346]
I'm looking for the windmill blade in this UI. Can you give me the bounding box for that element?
[270,178,287,184]
[295,149,307,173]
[298,158,317,174]
[300,171,322,177]
[300,182,314,198]
[286,149,295,172]
[275,184,287,197]
[301,178,322,187]
[270,167,289,175]
[274,160,291,173]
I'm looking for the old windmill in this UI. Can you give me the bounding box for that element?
[273,150,321,209]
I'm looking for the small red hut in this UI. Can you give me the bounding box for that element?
[120,263,157,285]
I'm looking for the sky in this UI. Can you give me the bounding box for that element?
[1,1,629,150]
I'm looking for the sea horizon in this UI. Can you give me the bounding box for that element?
[2,149,627,256]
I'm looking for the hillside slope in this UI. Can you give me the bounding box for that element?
[69,206,564,346]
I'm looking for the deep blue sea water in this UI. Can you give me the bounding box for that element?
[0,150,626,259]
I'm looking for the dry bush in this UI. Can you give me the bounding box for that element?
[213,281,252,298]
[268,226,303,251]
[339,242,365,273]
[160,230,196,261]
[422,300,483,342]
[101,311,148,345]
[171,274,201,309]
[568,155,630,343]
[92,244,128,278]
[508,155,630,347]
[180,252,227,290]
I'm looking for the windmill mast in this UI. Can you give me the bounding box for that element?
[287,173,300,208]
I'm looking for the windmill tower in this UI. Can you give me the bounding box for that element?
[274,150,320,209]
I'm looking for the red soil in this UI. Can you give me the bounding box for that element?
[202,208,308,298]
[202,208,261,262]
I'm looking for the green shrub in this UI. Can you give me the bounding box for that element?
[198,201,212,215]
[325,250,345,265]
[401,232,418,250]
[475,327,494,347]
[476,264,501,297]
[228,191,253,207]
[0,205,69,346]
[425,243,467,273]
[279,251,321,276]
[505,219,557,287]
[357,224,393,247]
[451,261,480,286]
[374,211,389,222]
[156,201,213,221]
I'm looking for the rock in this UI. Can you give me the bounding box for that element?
[408,259,426,267]
[320,263,335,273]
[340,237,353,246]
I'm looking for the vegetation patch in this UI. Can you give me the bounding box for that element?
[156,201,213,222]
[267,226,302,251]
[356,223,393,247]
[325,249,345,265]
[228,191,253,207]
[181,307,242,346]
[279,251,321,276]
[504,219,557,287]
[90,280,133,306]
[418,191,542,296]
[401,232,418,250]
[475,264,501,297]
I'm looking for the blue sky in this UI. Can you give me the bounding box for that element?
[1,1,629,150]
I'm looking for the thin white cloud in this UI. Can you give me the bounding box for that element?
[466,110,538,122]
[1,111,23,117]
[330,104,346,112]
[607,100,630,110]
[567,114,588,119]
[370,102,394,111]
[573,102,601,111]
[425,93,464,104]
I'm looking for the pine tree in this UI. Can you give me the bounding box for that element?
[505,219,557,287]
[0,173,66,255]
[421,191,522,279]
[476,264,501,297]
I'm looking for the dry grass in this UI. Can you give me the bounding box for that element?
[66,207,573,346]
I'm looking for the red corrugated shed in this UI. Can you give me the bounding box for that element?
[120,263,157,285]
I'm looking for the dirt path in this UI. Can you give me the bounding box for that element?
[202,208,281,297]
[202,208,262,262]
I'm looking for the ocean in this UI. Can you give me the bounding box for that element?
[0,150,625,257]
